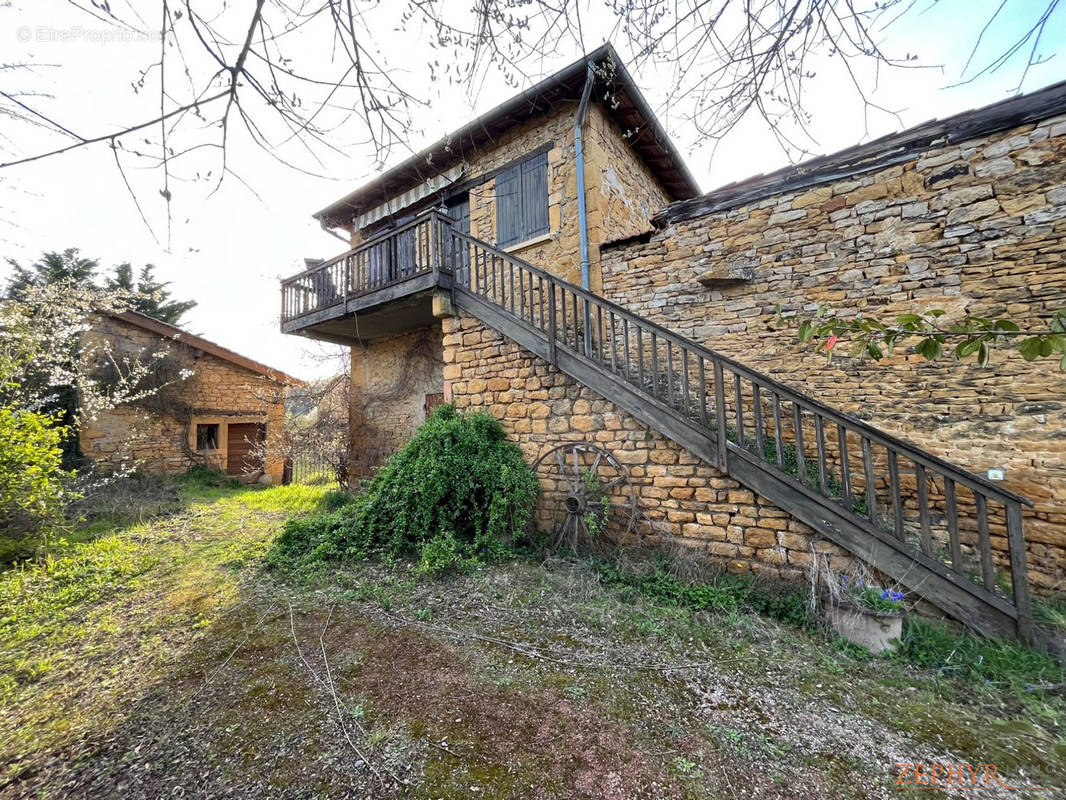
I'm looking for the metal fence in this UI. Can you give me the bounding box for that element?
[287,453,348,488]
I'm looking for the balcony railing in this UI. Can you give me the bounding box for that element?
[280,210,455,324]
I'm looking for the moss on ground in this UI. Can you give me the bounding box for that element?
[1,483,1063,799]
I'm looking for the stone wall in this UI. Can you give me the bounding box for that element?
[465,106,584,286]
[584,104,673,270]
[80,404,193,476]
[600,114,1066,592]
[441,310,857,580]
[79,315,289,483]
[349,325,444,478]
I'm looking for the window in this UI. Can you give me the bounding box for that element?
[495,152,549,247]
[196,423,220,450]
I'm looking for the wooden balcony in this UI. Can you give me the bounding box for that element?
[280,210,455,344]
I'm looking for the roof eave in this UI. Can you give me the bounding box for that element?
[312,46,609,226]
[314,42,700,227]
[656,77,1066,226]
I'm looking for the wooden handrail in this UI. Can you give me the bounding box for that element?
[445,223,1034,641]
[281,209,449,287]
[281,209,453,323]
[445,227,1030,507]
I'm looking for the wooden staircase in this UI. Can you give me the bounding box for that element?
[444,223,1036,644]
[280,210,1037,642]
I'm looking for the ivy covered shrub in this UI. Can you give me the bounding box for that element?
[269,405,539,574]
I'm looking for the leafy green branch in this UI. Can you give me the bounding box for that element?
[779,306,1066,370]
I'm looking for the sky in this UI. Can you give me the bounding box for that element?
[2,1,1064,380]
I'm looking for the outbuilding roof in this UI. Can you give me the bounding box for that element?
[112,311,302,385]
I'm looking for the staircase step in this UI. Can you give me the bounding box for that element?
[456,286,1025,640]
[443,220,1035,643]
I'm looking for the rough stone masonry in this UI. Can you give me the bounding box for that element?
[601,111,1066,592]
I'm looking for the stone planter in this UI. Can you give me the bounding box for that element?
[828,601,903,654]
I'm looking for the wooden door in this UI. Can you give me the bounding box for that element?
[424,392,446,419]
[226,423,265,477]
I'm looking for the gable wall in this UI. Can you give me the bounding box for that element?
[583,104,673,267]
[600,114,1066,592]
[349,103,673,291]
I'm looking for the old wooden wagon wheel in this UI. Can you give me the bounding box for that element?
[532,442,638,552]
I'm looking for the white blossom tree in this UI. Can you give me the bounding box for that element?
[0,280,193,536]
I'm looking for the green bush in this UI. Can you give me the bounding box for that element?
[0,406,70,532]
[269,405,539,574]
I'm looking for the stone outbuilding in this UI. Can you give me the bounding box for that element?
[79,311,300,483]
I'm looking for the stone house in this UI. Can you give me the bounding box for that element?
[281,43,1066,642]
[80,311,298,483]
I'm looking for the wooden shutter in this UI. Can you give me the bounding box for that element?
[496,154,549,246]
[495,163,520,245]
[446,195,470,234]
[445,195,471,277]
[396,228,417,277]
[521,153,549,240]
[367,236,388,285]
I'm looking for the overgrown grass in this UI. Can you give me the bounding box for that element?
[595,558,815,629]
[3,476,1063,797]
[0,476,338,771]
[892,617,1064,693]
[3,471,185,566]
[586,553,1063,698]
[270,450,1063,702]
[1,534,160,705]
[1034,595,1066,633]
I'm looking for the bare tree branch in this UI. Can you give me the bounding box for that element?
[0,0,1058,240]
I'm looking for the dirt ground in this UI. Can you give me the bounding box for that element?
[1,485,1063,799]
